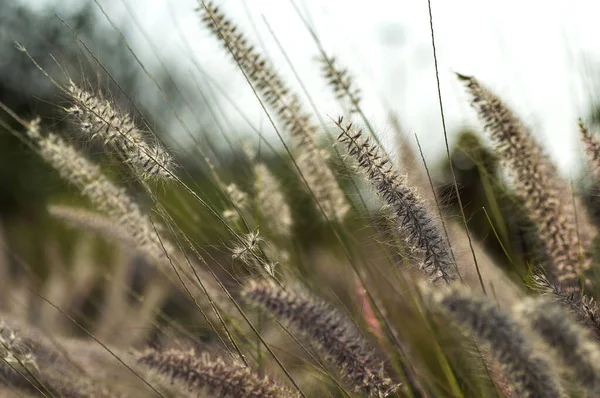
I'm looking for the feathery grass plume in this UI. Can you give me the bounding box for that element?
[335,117,459,284]
[48,205,138,248]
[66,81,175,181]
[320,55,361,113]
[391,116,433,207]
[422,284,563,398]
[0,319,37,374]
[458,73,591,290]
[222,182,250,222]
[243,280,394,397]
[255,163,293,237]
[26,118,170,267]
[531,273,600,340]
[446,222,524,307]
[0,318,66,395]
[392,119,523,302]
[138,348,296,398]
[516,298,600,395]
[579,119,600,181]
[199,2,349,221]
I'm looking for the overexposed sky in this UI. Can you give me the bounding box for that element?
[20,0,600,175]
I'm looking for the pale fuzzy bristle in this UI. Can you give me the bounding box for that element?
[66,81,175,181]
[199,2,349,221]
[138,348,297,398]
[458,74,592,291]
[335,116,459,284]
[422,284,563,398]
[243,280,394,397]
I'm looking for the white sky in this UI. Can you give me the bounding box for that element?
[23,0,600,176]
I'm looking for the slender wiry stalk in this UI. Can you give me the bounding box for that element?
[335,117,458,284]
[423,285,563,398]
[531,273,600,340]
[458,74,590,291]
[138,348,296,398]
[66,82,175,181]
[243,280,394,397]
[198,1,349,221]
[516,298,600,395]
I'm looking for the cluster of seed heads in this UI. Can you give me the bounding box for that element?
[11,3,600,397]
[200,1,350,221]
[26,119,171,268]
[458,73,590,291]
